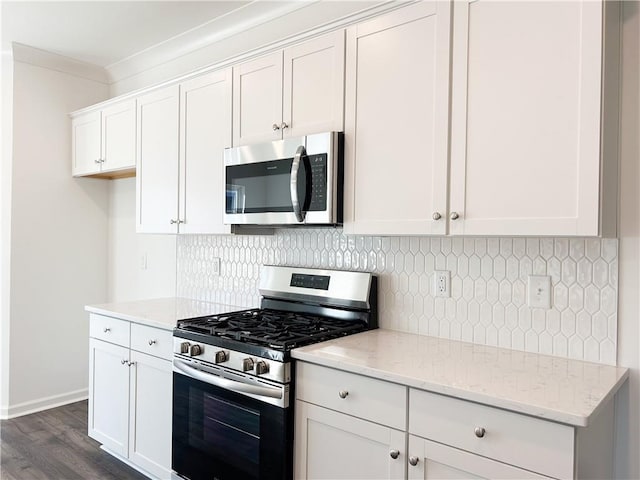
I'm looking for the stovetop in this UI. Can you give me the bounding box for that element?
[175,308,368,354]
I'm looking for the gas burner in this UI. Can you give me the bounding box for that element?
[176,308,368,353]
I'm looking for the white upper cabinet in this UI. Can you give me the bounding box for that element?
[72,99,136,178]
[343,2,452,236]
[448,0,617,236]
[101,100,136,174]
[72,111,102,176]
[283,31,345,138]
[136,85,181,233]
[179,70,232,235]
[344,0,618,237]
[136,71,232,234]
[233,30,345,146]
[233,52,283,146]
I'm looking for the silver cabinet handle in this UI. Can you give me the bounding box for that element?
[94,159,101,164]
[474,426,486,438]
[338,390,349,399]
[390,450,400,459]
[148,339,157,346]
[103,327,111,333]
[450,212,460,220]
[290,145,307,223]
[409,456,419,466]
[432,212,442,220]
[272,123,280,131]
[280,122,289,130]
[121,359,127,365]
[170,219,183,224]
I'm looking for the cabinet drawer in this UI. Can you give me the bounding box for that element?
[409,389,574,479]
[131,324,173,360]
[89,314,130,347]
[296,362,406,430]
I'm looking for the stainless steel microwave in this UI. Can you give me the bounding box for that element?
[224,132,343,226]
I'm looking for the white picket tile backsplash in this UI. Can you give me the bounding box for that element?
[177,230,618,365]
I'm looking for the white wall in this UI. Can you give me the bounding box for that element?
[107,177,176,302]
[1,43,14,414]
[615,2,640,478]
[3,51,109,417]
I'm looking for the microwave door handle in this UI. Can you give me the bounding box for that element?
[174,359,283,399]
[290,145,307,223]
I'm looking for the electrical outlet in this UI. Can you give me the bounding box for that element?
[212,257,221,276]
[433,271,450,298]
[527,275,552,309]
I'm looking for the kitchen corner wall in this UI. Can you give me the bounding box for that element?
[177,231,618,365]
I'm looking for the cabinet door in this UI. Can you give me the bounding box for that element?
[408,436,551,480]
[449,1,603,236]
[295,400,405,480]
[88,338,130,458]
[72,111,101,176]
[233,52,283,146]
[128,350,172,479]
[179,70,232,234]
[343,2,452,235]
[136,85,180,233]
[283,30,345,138]
[101,99,136,174]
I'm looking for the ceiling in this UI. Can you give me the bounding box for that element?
[0,1,295,67]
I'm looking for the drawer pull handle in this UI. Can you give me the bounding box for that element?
[409,456,419,466]
[338,390,349,399]
[148,339,157,346]
[474,427,486,438]
[389,450,400,460]
[103,327,111,333]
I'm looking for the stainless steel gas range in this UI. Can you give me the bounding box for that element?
[171,265,378,480]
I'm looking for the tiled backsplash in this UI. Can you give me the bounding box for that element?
[177,230,618,365]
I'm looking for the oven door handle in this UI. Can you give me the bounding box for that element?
[174,359,283,399]
[290,145,307,223]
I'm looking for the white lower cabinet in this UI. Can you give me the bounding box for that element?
[295,401,405,480]
[88,314,173,479]
[295,362,406,479]
[408,436,549,480]
[294,362,616,480]
[128,350,172,479]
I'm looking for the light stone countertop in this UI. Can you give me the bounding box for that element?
[292,329,628,427]
[85,297,249,331]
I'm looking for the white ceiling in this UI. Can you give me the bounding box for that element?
[0,1,283,67]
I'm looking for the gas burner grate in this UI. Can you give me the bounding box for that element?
[176,308,367,351]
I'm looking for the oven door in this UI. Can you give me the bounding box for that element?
[172,359,292,480]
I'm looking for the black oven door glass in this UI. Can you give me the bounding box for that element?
[172,371,292,480]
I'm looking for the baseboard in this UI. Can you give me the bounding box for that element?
[0,388,88,419]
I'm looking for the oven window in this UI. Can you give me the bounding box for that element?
[195,393,260,477]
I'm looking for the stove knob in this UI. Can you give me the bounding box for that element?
[179,342,190,354]
[189,344,203,357]
[214,350,228,363]
[255,361,270,375]
[242,358,254,372]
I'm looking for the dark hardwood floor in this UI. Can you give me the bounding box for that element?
[0,400,148,480]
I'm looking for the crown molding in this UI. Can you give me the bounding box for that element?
[11,43,108,84]
[105,1,313,84]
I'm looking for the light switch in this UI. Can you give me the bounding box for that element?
[527,275,551,309]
